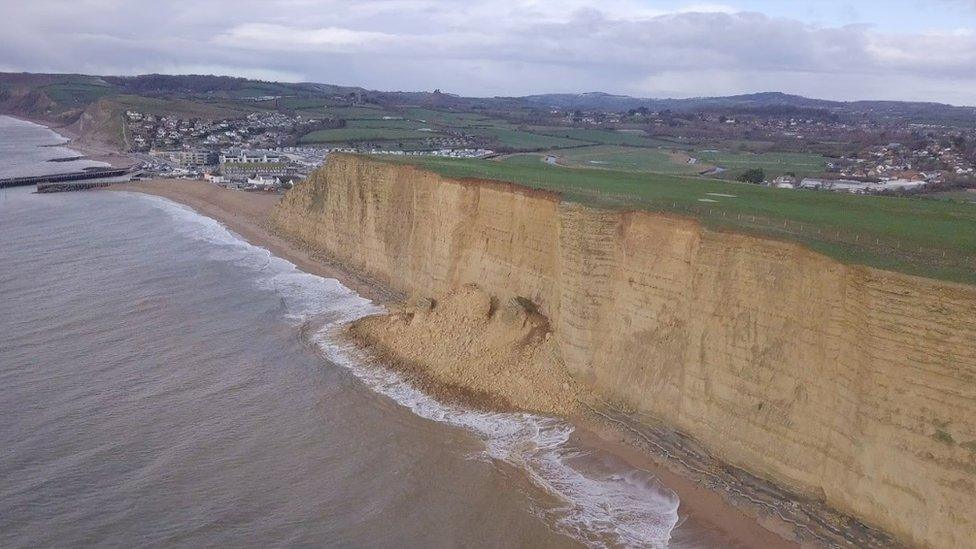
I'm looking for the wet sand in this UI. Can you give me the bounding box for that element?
[111,179,798,549]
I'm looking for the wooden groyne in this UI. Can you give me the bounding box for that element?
[36,178,130,193]
[0,168,131,189]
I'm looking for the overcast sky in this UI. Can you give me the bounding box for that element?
[2,0,976,104]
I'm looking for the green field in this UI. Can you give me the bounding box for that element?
[299,127,440,144]
[375,155,976,284]
[292,105,396,119]
[111,95,256,119]
[226,86,290,99]
[695,150,828,178]
[346,118,428,130]
[534,145,703,175]
[41,83,116,107]
[306,106,807,158]
[929,190,976,203]
[529,127,673,147]
[402,108,496,127]
[325,106,396,119]
[470,128,590,150]
[299,112,579,148]
[504,144,821,178]
[277,97,331,110]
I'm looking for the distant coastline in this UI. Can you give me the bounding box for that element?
[0,115,116,180]
[1,114,132,172]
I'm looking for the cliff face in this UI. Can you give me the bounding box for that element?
[273,155,976,548]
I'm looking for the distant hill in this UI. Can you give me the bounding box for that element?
[519,91,837,111]
[3,71,976,129]
[519,90,976,124]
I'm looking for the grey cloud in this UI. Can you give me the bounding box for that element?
[1,1,976,104]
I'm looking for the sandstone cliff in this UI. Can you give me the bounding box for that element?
[272,154,976,548]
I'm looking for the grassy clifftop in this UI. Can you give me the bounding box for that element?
[377,154,976,285]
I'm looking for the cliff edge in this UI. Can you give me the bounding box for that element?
[272,154,976,548]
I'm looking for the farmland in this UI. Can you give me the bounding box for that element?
[299,127,441,144]
[291,106,599,150]
[111,95,255,119]
[468,128,590,150]
[695,150,828,178]
[346,118,428,130]
[402,108,497,127]
[279,104,835,168]
[39,82,115,107]
[529,127,676,147]
[290,104,397,120]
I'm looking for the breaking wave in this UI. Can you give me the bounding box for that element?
[132,193,680,548]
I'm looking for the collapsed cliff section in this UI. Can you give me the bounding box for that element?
[272,154,976,549]
[346,284,584,416]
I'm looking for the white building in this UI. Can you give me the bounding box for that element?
[220,149,284,165]
[772,175,796,189]
[246,175,280,190]
[800,177,927,194]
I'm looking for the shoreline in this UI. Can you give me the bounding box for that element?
[108,179,798,548]
[4,114,135,170]
[110,180,400,305]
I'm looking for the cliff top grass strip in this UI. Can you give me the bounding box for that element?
[372,154,976,285]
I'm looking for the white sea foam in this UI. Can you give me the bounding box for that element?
[317,329,679,548]
[129,193,377,321]
[130,192,681,548]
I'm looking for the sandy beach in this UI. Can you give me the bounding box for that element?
[109,178,798,549]
[111,180,398,303]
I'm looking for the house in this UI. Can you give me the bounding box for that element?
[176,149,216,168]
[879,179,927,191]
[772,175,796,189]
[277,175,303,190]
[205,174,229,185]
[220,148,290,177]
[219,148,285,165]
[246,175,280,190]
[799,178,870,192]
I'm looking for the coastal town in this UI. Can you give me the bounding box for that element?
[114,98,976,196]
[121,108,495,191]
[3,71,974,202]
